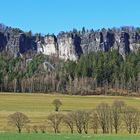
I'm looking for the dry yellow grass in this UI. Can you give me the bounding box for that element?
[0,92,140,131]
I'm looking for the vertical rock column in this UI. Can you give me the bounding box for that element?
[119,31,130,57]
[58,33,80,61]
[0,32,7,51]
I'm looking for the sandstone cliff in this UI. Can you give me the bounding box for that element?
[0,24,140,60]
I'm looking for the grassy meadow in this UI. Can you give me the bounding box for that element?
[0,93,140,139]
[0,93,140,132]
[0,133,140,140]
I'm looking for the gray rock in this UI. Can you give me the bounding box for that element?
[0,23,140,60]
[0,32,7,51]
[119,31,130,57]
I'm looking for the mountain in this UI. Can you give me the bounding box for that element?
[0,24,140,60]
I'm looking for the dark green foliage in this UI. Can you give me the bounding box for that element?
[26,54,45,77]
[69,51,123,84]
[0,50,140,94]
[136,27,140,34]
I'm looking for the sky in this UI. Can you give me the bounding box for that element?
[0,0,140,34]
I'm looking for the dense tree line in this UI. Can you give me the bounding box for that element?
[0,50,140,95]
[8,100,140,134]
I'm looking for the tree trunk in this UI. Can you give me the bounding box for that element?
[18,127,21,133]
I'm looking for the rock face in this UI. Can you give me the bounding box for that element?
[119,31,130,57]
[0,32,7,51]
[0,26,36,57]
[37,35,58,57]
[37,33,83,61]
[38,27,140,61]
[0,24,140,60]
[57,33,82,61]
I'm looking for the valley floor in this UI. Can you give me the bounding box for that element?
[0,93,140,132]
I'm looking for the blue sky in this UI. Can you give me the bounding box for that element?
[0,0,140,34]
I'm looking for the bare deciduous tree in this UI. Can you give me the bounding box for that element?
[109,109,113,134]
[132,112,140,134]
[63,112,74,134]
[123,106,139,134]
[72,110,83,134]
[39,125,46,133]
[96,103,111,133]
[47,113,63,133]
[52,99,62,112]
[8,112,30,133]
[82,110,91,134]
[32,125,38,133]
[111,100,125,134]
[72,110,90,134]
[91,111,99,134]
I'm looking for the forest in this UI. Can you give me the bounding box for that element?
[0,50,140,96]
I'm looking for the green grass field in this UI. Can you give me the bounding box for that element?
[0,133,140,140]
